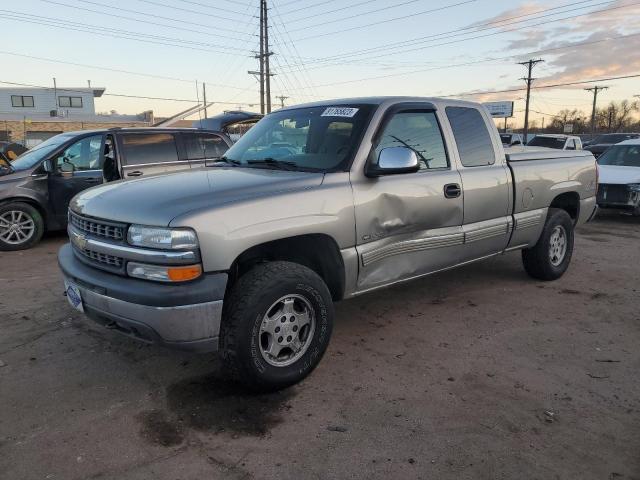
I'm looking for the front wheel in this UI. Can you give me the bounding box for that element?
[522,208,574,281]
[0,202,44,251]
[219,261,334,391]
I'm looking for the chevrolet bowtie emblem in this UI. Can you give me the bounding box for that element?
[71,230,88,250]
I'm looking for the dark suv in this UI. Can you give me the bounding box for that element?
[0,128,231,250]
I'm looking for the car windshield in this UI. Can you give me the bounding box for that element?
[527,136,566,148]
[9,134,74,171]
[590,134,639,145]
[597,145,640,167]
[222,104,374,172]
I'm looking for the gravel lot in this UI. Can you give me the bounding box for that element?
[1,211,639,480]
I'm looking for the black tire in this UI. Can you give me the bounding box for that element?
[522,208,574,281]
[0,202,44,251]
[219,261,334,392]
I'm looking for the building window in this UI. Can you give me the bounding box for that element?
[58,96,83,108]
[11,95,35,108]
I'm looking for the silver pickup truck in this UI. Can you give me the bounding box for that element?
[58,97,598,390]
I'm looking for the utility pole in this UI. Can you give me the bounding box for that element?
[263,0,272,113]
[248,0,275,114]
[202,83,208,119]
[53,77,58,114]
[585,85,608,135]
[276,95,288,108]
[518,59,543,143]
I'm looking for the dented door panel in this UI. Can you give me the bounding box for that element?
[351,169,464,291]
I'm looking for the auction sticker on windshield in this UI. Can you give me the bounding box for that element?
[64,280,84,312]
[321,107,359,118]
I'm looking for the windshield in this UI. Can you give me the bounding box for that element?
[597,145,640,167]
[222,104,374,171]
[9,134,73,171]
[590,134,639,145]
[527,136,566,148]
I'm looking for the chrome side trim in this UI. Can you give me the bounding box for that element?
[515,209,545,230]
[351,252,500,298]
[361,232,464,267]
[68,225,199,265]
[464,222,510,243]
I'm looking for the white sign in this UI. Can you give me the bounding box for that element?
[563,123,574,133]
[483,101,514,118]
[321,107,359,118]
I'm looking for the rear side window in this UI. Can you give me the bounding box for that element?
[184,133,228,160]
[120,133,178,166]
[446,107,495,167]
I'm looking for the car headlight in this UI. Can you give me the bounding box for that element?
[628,183,640,192]
[127,225,198,250]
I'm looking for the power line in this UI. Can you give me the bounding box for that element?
[28,3,250,43]
[0,50,253,91]
[43,0,253,38]
[282,0,602,67]
[0,79,253,104]
[277,0,339,12]
[1,10,254,56]
[278,30,640,91]
[286,0,423,32]
[130,0,251,23]
[293,0,478,41]
[173,0,249,16]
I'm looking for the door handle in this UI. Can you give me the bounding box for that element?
[444,183,462,199]
[127,171,143,177]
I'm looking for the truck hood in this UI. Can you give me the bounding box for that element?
[598,165,640,185]
[70,167,325,226]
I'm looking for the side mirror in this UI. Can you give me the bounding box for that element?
[366,146,420,177]
[42,160,53,173]
[59,161,75,178]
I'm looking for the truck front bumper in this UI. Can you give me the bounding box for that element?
[58,244,227,353]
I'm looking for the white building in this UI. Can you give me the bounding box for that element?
[0,86,105,120]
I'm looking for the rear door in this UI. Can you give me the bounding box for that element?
[352,105,464,292]
[48,134,104,222]
[118,132,188,179]
[182,132,230,168]
[444,106,512,260]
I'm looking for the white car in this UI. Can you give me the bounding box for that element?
[596,139,640,215]
[527,134,582,150]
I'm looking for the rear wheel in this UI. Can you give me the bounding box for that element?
[0,202,44,251]
[219,261,334,391]
[522,208,574,281]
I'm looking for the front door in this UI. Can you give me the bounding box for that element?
[48,134,104,223]
[352,108,464,292]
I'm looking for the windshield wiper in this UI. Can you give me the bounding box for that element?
[209,156,242,167]
[246,158,299,171]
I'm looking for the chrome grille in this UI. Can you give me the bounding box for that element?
[69,211,124,241]
[80,248,124,268]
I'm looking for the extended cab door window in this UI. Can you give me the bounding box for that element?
[445,106,495,167]
[375,111,449,170]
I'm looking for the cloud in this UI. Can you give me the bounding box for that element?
[472,1,640,92]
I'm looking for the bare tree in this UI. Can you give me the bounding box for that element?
[596,100,639,132]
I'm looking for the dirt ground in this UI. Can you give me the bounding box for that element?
[1,211,639,480]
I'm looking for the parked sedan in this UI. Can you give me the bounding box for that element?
[596,139,640,215]
[0,128,231,250]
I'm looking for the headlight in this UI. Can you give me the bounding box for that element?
[127,225,198,250]
[628,183,640,192]
[127,262,202,282]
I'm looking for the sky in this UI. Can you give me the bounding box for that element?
[2,0,639,127]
